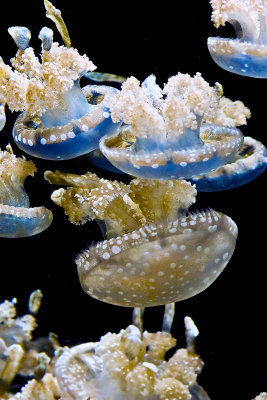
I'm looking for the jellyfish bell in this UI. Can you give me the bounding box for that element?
[76,209,238,307]
[99,74,246,180]
[0,146,53,238]
[190,136,267,191]
[208,0,267,78]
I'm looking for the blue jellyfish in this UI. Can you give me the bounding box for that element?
[99,74,246,180]
[190,136,267,191]
[208,0,267,78]
[0,2,121,161]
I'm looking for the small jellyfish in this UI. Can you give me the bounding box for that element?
[0,1,120,161]
[190,136,267,191]
[99,74,245,180]
[208,0,267,78]
[0,146,53,238]
[0,291,61,398]
[54,315,210,400]
[45,170,238,308]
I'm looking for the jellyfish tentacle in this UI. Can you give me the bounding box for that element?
[8,26,31,50]
[162,303,175,333]
[184,317,199,354]
[38,27,53,51]
[132,307,145,333]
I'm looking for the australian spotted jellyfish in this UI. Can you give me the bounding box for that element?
[0,1,120,161]
[190,136,267,191]
[0,290,61,399]
[208,0,267,78]
[55,315,210,400]
[0,146,52,238]
[0,292,210,400]
[45,170,238,309]
[99,74,246,180]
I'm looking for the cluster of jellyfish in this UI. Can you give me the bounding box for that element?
[0,0,267,399]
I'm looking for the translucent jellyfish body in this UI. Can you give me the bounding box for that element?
[0,3,120,161]
[100,74,247,180]
[13,83,120,160]
[0,147,52,238]
[208,0,267,78]
[87,148,126,174]
[190,136,267,191]
[76,210,237,307]
[55,317,210,400]
[45,170,238,308]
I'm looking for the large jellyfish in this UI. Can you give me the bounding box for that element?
[208,0,267,78]
[45,170,238,308]
[99,74,246,180]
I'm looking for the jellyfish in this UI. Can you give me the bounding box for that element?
[0,146,53,238]
[254,394,267,400]
[0,1,120,161]
[45,170,238,308]
[0,291,61,399]
[190,136,267,191]
[208,0,267,78]
[55,314,210,400]
[99,74,246,180]
[0,292,211,400]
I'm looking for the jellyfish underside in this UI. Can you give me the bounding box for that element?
[45,170,238,308]
[208,4,267,78]
[0,147,52,238]
[190,136,267,191]
[87,148,126,174]
[100,123,243,180]
[101,73,246,179]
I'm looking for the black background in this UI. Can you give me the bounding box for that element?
[0,1,266,399]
